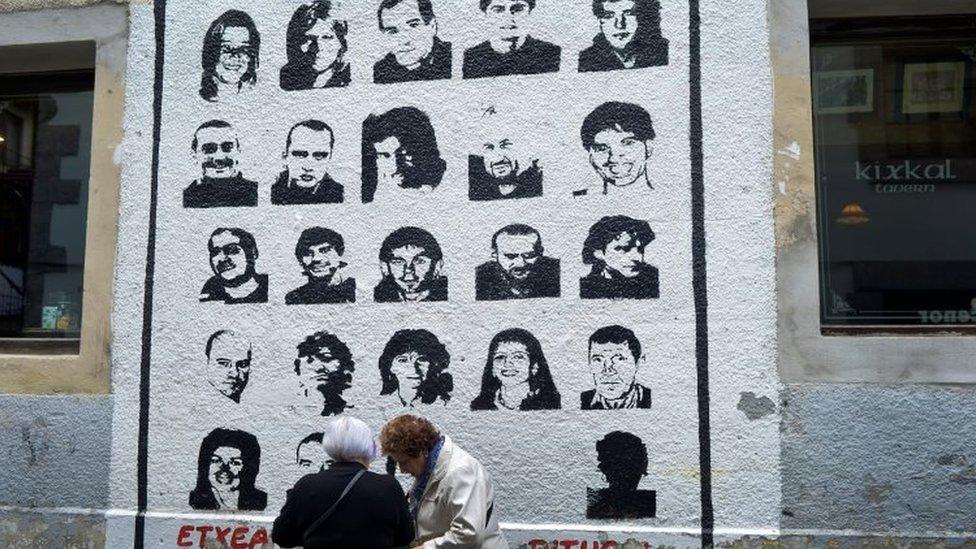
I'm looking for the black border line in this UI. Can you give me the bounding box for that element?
[135,0,166,547]
[689,0,715,546]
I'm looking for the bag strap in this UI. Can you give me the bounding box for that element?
[303,468,366,543]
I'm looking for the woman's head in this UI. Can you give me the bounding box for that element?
[379,414,440,477]
[323,416,379,466]
[286,1,349,75]
[473,328,560,410]
[200,10,260,101]
[379,329,453,405]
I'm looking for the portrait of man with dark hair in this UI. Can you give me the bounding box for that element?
[183,120,259,208]
[471,328,560,411]
[469,107,543,201]
[586,431,656,518]
[578,0,669,73]
[476,224,559,300]
[204,330,252,403]
[463,0,561,79]
[361,107,446,202]
[294,331,355,416]
[374,0,452,84]
[581,324,651,410]
[374,227,448,302]
[199,10,260,102]
[576,102,656,197]
[189,428,267,511]
[295,432,329,473]
[580,215,658,299]
[378,329,453,406]
[286,227,355,305]
[272,120,344,205]
[280,0,351,90]
[200,228,269,304]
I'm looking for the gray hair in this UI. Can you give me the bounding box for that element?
[323,416,379,463]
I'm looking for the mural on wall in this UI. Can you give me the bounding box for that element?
[280,1,351,90]
[580,216,658,300]
[272,120,344,205]
[286,227,356,304]
[476,224,560,300]
[295,432,329,473]
[189,429,268,512]
[576,102,656,197]
[582,325,651,410]
[294,331,355,416]
[204,330,252,403]
[379,329,453,406]
[586,431,656,519]
[361,107,447,202]
[199,10,260,102]
[471,328,561,410]
[184,121,259,208]
[469,106,544,201]
[462,0,561,78]
[200,228,269,304]
[374,0,453,84]
[578,0,669,72]
[375,226,448,302]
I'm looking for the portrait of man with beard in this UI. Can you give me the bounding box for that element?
[189,428,267,511]
[578,0,669,73]
[374,0,452,84]
[374,227,448,303]
[286,227,355,304]
[361,107,447,202]
[476,224,559,300]
[183,120,259,208]
[199,10,260,102]
[580,215,658,300]
[575,102,656,198]
[204,330,252,403]
[199,228,269,304]
[271,120,344,205]
[294,331,355,416]
[468,107,543,201]
[581,325,651,410]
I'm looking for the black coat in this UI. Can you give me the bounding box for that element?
[272,462,414,549]
[462,36,561,79]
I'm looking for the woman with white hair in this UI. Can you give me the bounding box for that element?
[272,416,414,548]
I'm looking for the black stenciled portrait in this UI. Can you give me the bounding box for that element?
[286,227,355,304]
[463,0,561,79]
[361,107,446,202]
[575,102,655,197]
[183,120,259,208]
[204,330,252,403]
[296,432,329,473]
[272,120,343,205]
[281,0,351,90]
[189,428,267,511]
[374,0,452,84]
[375,227,448,302]
[579,0,669,73]
[469,107,543,201]
[379,329,453,406]
[471,328,561,411]
[200,228,269,304]
[580,215,658,300]
[294,331,355,416]
[199,10,260,102]
[581,325,651,410]
[476,224,559,300]
[586,431,656,518]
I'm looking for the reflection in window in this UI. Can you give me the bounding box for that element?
[811,16,976,326]
[0,71,94,338]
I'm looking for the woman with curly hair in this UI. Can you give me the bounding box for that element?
[470,328,561,411]
[378,329,453,406]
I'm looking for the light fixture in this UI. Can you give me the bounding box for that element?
[837,202,869,225]
[0,135,5,144]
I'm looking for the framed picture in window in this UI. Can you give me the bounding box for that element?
[899,59,969,116]
[813,68,874,114]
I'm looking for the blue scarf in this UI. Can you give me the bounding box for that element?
[409,436,445,520]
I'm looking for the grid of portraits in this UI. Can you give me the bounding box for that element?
[147,0,703,526]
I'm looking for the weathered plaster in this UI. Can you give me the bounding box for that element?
[0,0,129,14]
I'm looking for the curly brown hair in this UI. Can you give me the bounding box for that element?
[379,414,441,458]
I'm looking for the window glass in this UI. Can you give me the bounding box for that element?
[811,17,976,326]
[0,71,94,338]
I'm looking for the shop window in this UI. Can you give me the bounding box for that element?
[811,15,976,327]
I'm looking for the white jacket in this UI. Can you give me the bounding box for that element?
[414,436,508,549]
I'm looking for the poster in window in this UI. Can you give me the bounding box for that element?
[814,69,874,115]
[901,60,968,115]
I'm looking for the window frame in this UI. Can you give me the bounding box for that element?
[0,5,126,394]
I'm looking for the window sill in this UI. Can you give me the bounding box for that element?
[0,338,81,356]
